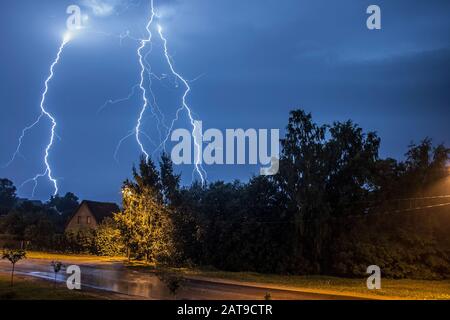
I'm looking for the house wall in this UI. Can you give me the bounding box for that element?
[65,203,98,232]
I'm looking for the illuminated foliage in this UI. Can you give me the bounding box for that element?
[115,157,175,263]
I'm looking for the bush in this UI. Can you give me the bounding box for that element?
[329,207,450,279]
[63,229,94,254]
[92,218,125,256]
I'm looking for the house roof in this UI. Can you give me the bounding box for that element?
[82,200,120,222]
[67,200,120,226]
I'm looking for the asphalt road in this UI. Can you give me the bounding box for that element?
[0,258,359,300]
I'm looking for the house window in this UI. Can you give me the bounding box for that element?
[77,216,81,224]
[87,216,91,224]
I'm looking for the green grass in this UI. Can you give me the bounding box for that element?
[127,263,450,300]
[0,273,98,300]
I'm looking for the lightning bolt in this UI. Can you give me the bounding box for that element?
[90,1,209,184]
[92,19,169,162]
[134,0,156,162]
[157,25,207,185]
[14,34,71,197]
[128,0,207,184]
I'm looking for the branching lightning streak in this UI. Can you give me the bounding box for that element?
[134,0,156,162]
[143,49,169,148]
[16,36,70,197]
[114,131,136,163]
[157,25,207,184]
[100,25,170,164]
[97,84,139,114]
[3,114,43,168]
[114,128,156,163]
[100,0,207,184]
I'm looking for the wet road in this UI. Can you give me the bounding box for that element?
[0,259,357,300]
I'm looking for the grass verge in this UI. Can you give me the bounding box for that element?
[26,251,125,264]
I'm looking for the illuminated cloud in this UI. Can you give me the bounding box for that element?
[81,0,124,16]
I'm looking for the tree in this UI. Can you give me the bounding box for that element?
[372,158,404,200]
[2,249,26,286]
[277,110,329,272]
[237,176,291,272]
[430,143,450,185]
[0,202,59,249]
[115,184,174,263]
[113,188,136,261]
[24,215,56,250]
[275,110,382,272]
[404,138,433,195]
[279,110,328,216]
[50,261,65,287]
[115,156,175,263]
[160,153,197,264]
[160,152,181,206]
[325,120,380,216]
[194,181,245,268]
[0,179,17,215]
[401,138,450,196]
[132,156,162,199]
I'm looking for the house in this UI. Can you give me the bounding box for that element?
[65,200,120,233]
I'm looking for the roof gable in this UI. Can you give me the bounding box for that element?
[83,200,120,222]
[67,200,120,226]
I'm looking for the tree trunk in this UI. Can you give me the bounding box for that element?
[10,263,15,287]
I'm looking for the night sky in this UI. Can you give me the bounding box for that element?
[1,0,449,202]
